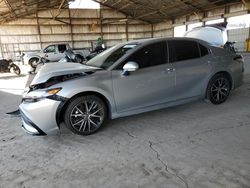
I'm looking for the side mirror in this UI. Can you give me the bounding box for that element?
[122,61,139,76]
[123,61,139,72]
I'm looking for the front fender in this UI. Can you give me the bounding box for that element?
[51,72,116,118]
[65,87,114,109]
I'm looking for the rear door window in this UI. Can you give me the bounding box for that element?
[168,40,200,62]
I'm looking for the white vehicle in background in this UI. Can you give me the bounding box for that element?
[23,43,90,68]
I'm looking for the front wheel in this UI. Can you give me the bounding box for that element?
[64,95,107,135]
[206,74,231,104]
[29,58,39,68]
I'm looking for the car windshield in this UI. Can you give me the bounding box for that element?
[86,43,138,69]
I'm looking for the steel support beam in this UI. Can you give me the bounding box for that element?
[3,0,16,19]
[242,0,250,9]
[54,0,68,18]
[151,24,154,38]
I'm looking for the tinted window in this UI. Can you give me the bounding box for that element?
[199,43,209,57]
[103,45,136,68]
[168,40,200,62]
[58,45,67,53]
[124,42,167,69]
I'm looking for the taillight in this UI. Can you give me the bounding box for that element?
[233,54,243,61]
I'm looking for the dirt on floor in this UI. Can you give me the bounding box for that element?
[0,57,250,188]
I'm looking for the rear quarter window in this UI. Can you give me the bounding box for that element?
[199,43,209,57]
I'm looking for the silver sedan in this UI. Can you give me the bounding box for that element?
[19,38,244,136]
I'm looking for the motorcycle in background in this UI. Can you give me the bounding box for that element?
[86,44,106,60]
[0,59,21,75]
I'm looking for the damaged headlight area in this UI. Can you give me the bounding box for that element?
[29,73,85,91]
[22,73,86,103]
[22,87,62,103]
[23,72,91,103]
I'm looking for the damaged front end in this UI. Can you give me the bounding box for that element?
[20,63,100,135]
[22,73,84,104]
[29,73,85,91]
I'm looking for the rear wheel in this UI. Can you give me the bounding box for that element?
[64,95,107,135]
[207,74,231,104]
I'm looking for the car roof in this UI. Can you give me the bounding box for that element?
[125,37,210,46]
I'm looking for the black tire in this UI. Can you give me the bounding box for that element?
[75,54,84,64]
[64,95,107,135]
[10,64,21,75]
[206,73,231,105]
[29,58,39,68]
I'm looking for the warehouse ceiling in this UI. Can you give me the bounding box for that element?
[94,0,241,23]
[0,0,243,24]
[0,0,68,23]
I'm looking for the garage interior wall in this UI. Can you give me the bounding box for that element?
[0,3,249,60]
[0,8,152,59]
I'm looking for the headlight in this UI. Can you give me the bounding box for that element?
[22,87,62,103]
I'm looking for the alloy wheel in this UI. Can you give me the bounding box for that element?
[69,99,105,134]
[210,77,230,103]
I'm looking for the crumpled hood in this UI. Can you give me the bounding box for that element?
[31,62,101,85]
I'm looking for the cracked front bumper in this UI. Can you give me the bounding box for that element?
[19,98,61,135]
[21,110,46,136]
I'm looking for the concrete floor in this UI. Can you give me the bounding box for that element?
[0,57,250,188]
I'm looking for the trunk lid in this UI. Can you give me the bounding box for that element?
[184,25,227,46]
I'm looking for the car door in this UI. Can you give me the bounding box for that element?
[43,45,58,61]
[57,44,67,60]
[112,41,176,113]
[168,40,212,99]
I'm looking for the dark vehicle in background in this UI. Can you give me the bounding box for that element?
[86,44,106,60]
[59,49,84,64]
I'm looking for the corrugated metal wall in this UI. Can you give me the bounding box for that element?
[0,8,152,59]
[228,28,249,51]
